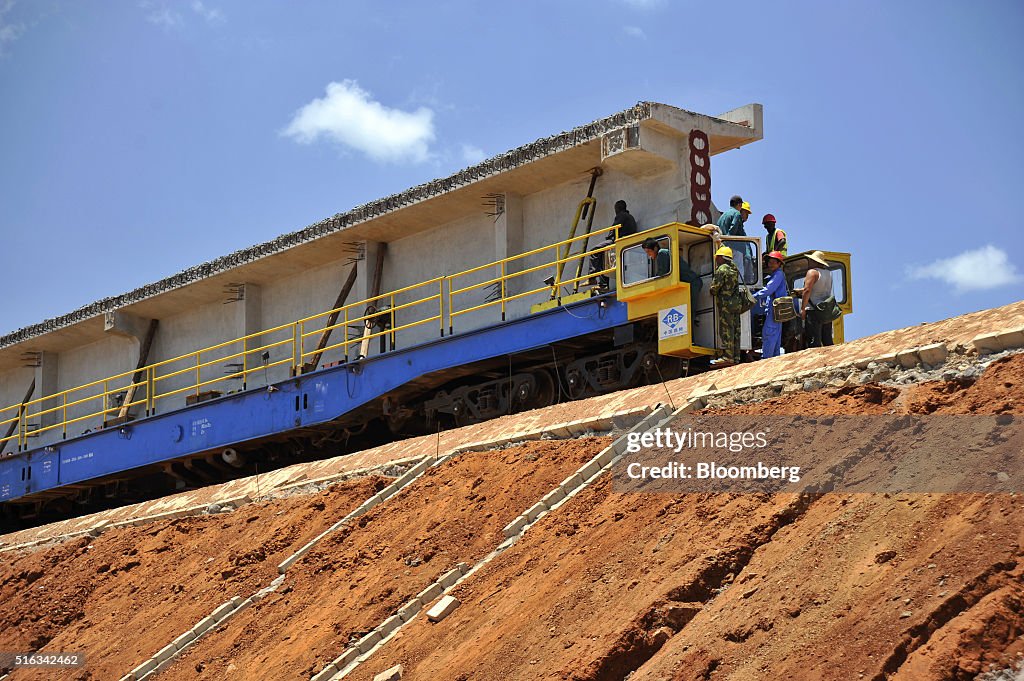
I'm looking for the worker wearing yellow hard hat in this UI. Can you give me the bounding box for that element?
[709,245,743,365]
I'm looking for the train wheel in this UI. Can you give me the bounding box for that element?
[565,367,587,400]
[529,370,557,410]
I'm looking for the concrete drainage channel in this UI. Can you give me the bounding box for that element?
[315,402,681,681]
[113,408,652,681]
[117,457,436,681]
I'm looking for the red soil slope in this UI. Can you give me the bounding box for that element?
[159,438,604,681]
[1,356,1022,681]
[350,355,1024,681]
[0,476,389,681]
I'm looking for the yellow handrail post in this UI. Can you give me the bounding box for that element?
[448,279,454,336]
[389,294,396,351]
[102,379,109,427]
[242,336,248,390]
[18,404,26,451]
[194,354,200,399]
[343,308,350,362]
[500,260,507,321]
[301,319,308,367]
[62,393,67,440]
[292,323,300,375]
[554,242,562,302]
[438,279,444,337]
[146,366,155,416]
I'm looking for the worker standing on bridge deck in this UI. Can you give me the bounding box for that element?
[611,200,638,238]
[592,200,638,290]
[716,195,748,236]
[762,214,788,256]
[709,246,742,365]
[753,251,787,359]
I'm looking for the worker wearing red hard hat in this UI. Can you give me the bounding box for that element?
[752,250,788,359]
[762,214,788,256]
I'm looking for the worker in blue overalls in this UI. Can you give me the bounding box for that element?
[753,250,787,359]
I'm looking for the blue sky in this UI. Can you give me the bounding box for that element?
[1,0,1021,342]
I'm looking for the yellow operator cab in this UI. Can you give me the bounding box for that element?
[614,222,763,358]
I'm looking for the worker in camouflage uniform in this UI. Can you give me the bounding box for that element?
[709,245,742,365]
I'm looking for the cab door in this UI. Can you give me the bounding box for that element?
[720,236,763,290]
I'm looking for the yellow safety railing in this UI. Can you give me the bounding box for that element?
[296,275,446,367]
[448,223,618,330]
[0,224,622,454]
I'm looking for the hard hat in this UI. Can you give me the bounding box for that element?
[766,250,785,263]
[740,202,751,212]
[715,246,733,259]
[763,213,776,224]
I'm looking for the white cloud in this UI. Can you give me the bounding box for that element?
[191,0,224,24]
[282,80,436,164]
[623,25,647,39]
[142,1,222,29]
[0,0,25,54]
[460,144,486,165]
[144,3,183,30]
[907,245,1023,293]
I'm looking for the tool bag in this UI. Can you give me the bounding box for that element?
[739,285,757,313]
[810,295,843,322]
[772,295,797,323]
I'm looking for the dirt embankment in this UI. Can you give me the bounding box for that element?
[350,354,1024,681]
[0,475,389,681]
[1,356,1022,681]
[159,438,605,681]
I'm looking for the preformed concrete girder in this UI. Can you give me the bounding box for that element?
[103,310,154,341]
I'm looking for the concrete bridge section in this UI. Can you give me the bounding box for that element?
[0,101,762,447]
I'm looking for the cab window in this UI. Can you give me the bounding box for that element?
[620,236,671,286]
[722,239,759,286]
